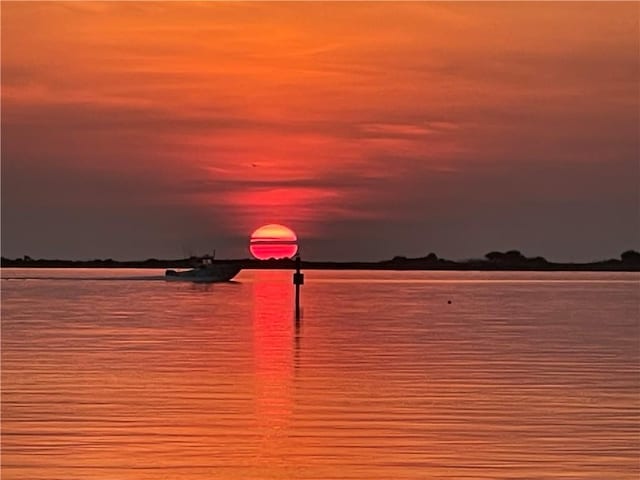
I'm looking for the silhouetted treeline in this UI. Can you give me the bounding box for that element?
[0,256,201,269]
[2,250,639,271]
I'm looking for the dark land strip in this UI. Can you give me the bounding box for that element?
[3,250,639,272]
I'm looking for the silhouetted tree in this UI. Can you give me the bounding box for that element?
[530,256,549,265]
[485,251,503,261]
[621,250,640,264]
[485,250,528,264]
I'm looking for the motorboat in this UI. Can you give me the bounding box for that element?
[165,256,241,283]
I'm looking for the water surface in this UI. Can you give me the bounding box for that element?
[2,269,639,479]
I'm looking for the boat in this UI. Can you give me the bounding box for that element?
[165,256,241,283]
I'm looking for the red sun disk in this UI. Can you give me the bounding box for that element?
[249,224,299,260]
[250,243,298,260]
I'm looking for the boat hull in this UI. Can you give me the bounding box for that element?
[165,264,241,283]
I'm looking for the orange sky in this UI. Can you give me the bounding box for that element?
[2,2,638,260]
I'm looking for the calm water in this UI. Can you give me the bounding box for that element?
[2,269,639,479]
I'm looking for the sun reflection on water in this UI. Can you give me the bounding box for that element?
[252,270,298,463]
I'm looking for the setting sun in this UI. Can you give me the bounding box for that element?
[250,224,298,260]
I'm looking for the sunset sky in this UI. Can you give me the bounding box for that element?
[2,2,638,261]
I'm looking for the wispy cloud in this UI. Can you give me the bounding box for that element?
[2,2,638,260]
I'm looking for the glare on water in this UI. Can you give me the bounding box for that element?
[2,269,639,479]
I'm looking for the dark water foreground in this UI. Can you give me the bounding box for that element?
[2,269,639,479]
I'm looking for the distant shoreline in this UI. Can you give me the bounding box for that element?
[2,250,639,272]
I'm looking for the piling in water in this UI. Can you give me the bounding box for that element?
[293,255,304,320]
